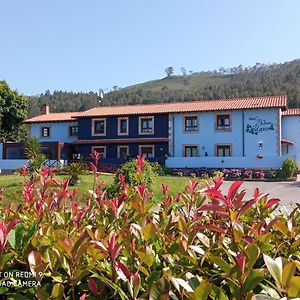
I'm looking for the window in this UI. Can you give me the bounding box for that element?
[184,115,198,132]
[118,145,129,159]
[139,116,154,134]
[91,146,106,158]
[216,144,231,157]
[41,146,54,159]
[92,118,106,136]
[183,145,199,157]
[69,126,78,136]
[215,113,231,131]
[41,127,50,137]
[139,145,154,159]
[118,117,128,135]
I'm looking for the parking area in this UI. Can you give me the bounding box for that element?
[220,179,300,209]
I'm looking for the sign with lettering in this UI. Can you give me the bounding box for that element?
[245,116,274,135]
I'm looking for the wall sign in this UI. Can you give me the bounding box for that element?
[245,116,274,135]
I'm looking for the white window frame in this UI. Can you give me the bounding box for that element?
[92,118,106,136]
[118,117,129,136]
[41,126,51,138]
[91,146,107,158]
[139,145,155,158]
[117,145,129,159]
[139,116,154,135]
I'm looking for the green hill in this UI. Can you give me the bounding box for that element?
[28,59,300,117]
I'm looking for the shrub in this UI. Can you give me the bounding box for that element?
[265,169,277,179]
[244,170,253,178]
[25,136,45,179]
[255,170,265,179]
[222,168,232,178]
[282,157,298,178]
[63,162,87,185]
[0,157,299,299]
[108,156,156,196]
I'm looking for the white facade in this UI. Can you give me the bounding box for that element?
[166,108,284,168]
[282,116,300,165]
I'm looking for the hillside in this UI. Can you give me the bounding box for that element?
[28,59,300,117]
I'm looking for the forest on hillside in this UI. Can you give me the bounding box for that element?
[28,59,300,117]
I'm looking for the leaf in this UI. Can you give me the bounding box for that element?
[91,273,129,300]
[288,276,300,298]
[189,245,205,255]
[197,233,210,248]
[243,269,265,293]
[209,255,232,273]
[263,198,280,210]
[88,278,98,296]
[282,261,296,289]
[198,203,227,215]
[245,243,260,268]
[51,283,64,299]
[227,181,244,202]
[149,278,170,300]
[142,222,156,241]
[172,277,193,292]
[238,199,257,218]
[263,254,282,288]
[136,250,154,267]
[194,281,212,300]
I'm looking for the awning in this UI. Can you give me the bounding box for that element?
[281,139,294,145]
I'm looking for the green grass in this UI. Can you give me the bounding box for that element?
[0,173,201,206]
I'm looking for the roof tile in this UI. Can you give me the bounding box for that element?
[24,112,83,123]
[24,96,287,123]
[282,108,300,116]
[74,96,287,118]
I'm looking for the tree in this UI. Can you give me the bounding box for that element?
[165,66,174,77]
[180,67,187,76]
[0,81,28,142]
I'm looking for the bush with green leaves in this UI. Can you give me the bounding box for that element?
[282,157,298,178]
[25,136,45,179]
[63,162,87,186]
[108,156,156,196]
[0,155,299,299]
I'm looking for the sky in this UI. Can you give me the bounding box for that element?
[1,0,300,96]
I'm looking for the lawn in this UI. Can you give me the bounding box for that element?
[0,172,203,206]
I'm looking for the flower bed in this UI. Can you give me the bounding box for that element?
[170,168,296,181]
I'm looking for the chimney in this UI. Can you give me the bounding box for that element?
[42,104,49,115]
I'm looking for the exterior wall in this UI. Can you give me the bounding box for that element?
[282,116,300,164]
[76,114,169,164]
[166,156,286,169]
[77,115,169,140]
[172,108,279,159]
[76,142,168,165]
[30,121,78,143]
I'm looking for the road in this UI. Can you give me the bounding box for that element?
[220,179,300,209]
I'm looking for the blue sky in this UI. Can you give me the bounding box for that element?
[1,0,300,95]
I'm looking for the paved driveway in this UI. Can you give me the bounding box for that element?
[220,180,300,208]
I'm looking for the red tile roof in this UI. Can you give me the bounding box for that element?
[24,96,287,123]
[282,108,300,116]
[24,112,82,123]
[74,96,287,118]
